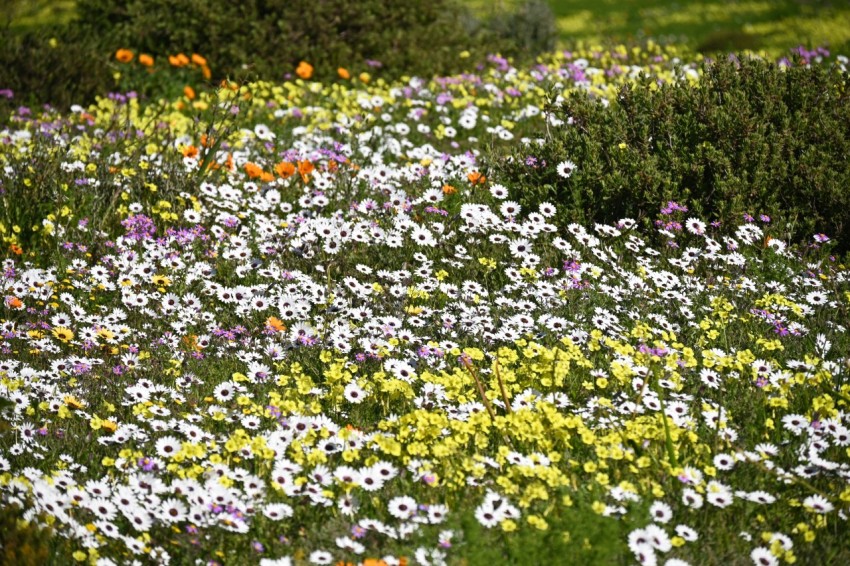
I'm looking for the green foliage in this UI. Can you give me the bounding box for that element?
[456,498,635,565]
[486,0,558,58]
[488,56,850,246]
[0,24,112,113]
[73,0,498,83]
[0,505,52,566]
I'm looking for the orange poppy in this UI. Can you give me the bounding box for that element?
[244,162,265,179]
[183,86,196,100]
[138,53,154,67]
[181,334,200,351]
[169,53,190,67]
[191,53,207,66]
[467,171,486,185]
[266,317,287,332]
[115,49,134,63]
[298,160,314,182]
[337,67,350,80]
[201,64,212,80]
[275,161,296,179]
[200,134,216,148]
[182,145,199,159]
[295,61,314,80]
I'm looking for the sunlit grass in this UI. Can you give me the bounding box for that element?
[469,0,850,55]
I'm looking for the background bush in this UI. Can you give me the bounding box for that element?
[74,0,524,82]
[0,0,559,110]
[487,56,850,247]
[0,24,112,114]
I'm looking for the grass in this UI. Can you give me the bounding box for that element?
[470,0,850,56]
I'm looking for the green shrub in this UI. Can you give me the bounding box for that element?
[486,56,850,247]
[0,24,113,113]
[485,0,558,58]
[73,0,502,83]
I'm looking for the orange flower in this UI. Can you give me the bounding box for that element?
[6,296,23,309]
[138,53,154,67]
[298,160,314,182]
[295,61,314,80]
[183,85,196,100]
[225,153,234,171]
[169,53,190,67]
[244,162,265,179]
[191,53,207,66]
[362,559,389,566]
[260,170,275,183]
[275,161,296,179]
[115,49,134,63]
[442,184,457,195]
[266,317,287,333]
[182,145,199,159]
[200,134,215,148]
[201,64,211,80]
[9,243,23,255]
[181,334,200,351]
[337,67,350,80]
[467,171,486,185]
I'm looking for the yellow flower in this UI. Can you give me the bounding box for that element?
[52,327,74,342]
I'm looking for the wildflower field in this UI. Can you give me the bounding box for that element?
[2,12,850,566]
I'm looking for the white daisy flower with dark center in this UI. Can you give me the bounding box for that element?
[308,550,333,565]
[263,503,294,521]
[154,436,181,458]
[556,160,576,178]
[387,495,416,521]
[803,494,834,513]
[489,184,509,199]
[649,501,673,523]
[343,382,367,404]
[675,524,698,542]
[713,453,735,471]
[750,547,778,566]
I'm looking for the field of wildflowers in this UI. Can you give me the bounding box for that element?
[1,40,850,566]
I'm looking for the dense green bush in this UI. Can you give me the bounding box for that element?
[74,0,502,82]
[0,24,112,114]
[487,0,558,57]
[487,57,850,247]
[0,0,558,110]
